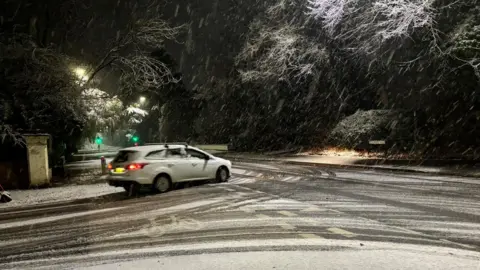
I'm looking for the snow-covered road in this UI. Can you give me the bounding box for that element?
[1,161,479,269]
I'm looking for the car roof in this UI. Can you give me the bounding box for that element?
[120,145,196,153]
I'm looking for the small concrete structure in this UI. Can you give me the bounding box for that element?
[24,134,51,187]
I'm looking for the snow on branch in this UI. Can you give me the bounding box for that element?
[86,18,184,92]
[373,0,435,41]
[117,55,180,92]
[124,106,148,124]
[236,23,327,84]
[308,0,438,53]
[125,106,149,117]
[307,0,357,34]
[135,19,186,46]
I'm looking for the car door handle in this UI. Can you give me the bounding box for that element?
[192,163,197,167]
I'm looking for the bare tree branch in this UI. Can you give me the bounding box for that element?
[85,18,185,90]
[236,21,328,84]
[117,55,180,94]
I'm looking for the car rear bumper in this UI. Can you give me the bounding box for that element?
[108,179,136,187]
[107,175,152,187]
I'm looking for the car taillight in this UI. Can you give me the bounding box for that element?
[107,163,113,170]
[126,163,149,170]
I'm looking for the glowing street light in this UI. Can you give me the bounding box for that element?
[73,67,89,84]
[74,67,86,77]
[139,96,146,104]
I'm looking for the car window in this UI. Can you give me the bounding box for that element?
[112,151,138,163]
[186,149,207,160]
[145,150,166,159]
[166,148,186,158]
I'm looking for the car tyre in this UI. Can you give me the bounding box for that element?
[153,175,172,193]
[215,166,229,183]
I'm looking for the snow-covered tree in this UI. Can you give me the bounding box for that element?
[0,34,85,144]
[81,88,123,136]
[236,0,330,86]
[124,106,149,124]
[84,15,185,95]
[308,0,437,55]
[236,22,327,84]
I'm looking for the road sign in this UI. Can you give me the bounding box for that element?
[369,140,386,145]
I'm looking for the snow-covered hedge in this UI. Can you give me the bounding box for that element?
[328,110,412,150]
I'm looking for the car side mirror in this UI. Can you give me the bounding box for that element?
[204,155,210,160]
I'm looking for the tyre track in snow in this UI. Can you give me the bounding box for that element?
[0,188,238,257]
[1,161,479,268]
[229,163,480,250]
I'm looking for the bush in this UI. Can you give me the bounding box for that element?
[328,110,413,151]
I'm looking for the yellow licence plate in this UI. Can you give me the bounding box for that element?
[114,168,125,173]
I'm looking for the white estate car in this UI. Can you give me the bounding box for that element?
[106,144,232,193]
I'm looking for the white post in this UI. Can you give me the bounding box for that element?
[25,135,51,187]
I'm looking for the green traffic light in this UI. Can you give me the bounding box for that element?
[95,138,103,144]
[132,136,139,142]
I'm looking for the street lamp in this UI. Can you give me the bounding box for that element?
[139,96,146,104]
[73,67,88,84]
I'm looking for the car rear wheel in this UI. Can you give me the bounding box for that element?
[154,175,171,193]
[215,167,229,183]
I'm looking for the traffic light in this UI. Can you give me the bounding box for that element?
[95,136,103,145]
[132,136,139,143]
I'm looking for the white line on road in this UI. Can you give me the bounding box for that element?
[301,206,325,212]
[299,233,323,239]
[279,223,296,230]
[440,239,477,249]
[328,227,355,238]
[256,214,270,219]
[278,211,298,217]
[0,207,125,229]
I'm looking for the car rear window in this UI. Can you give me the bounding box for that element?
[113,150,138,163]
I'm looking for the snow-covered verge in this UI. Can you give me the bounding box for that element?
[0,184,123,209]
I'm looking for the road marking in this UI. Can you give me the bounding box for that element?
[440,239,476,249]
[256,214,270,219]
[328,227,355,238]
[242,208,255,213]
[299,233,323,239]
[278,211,297,217]
[279,223,296,230]
[301,206,324,212]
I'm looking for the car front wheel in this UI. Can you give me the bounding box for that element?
[154,175,171,193]
[215,167,229,183]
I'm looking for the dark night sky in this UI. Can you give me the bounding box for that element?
[0,0,271,93]
[158,0,270,91]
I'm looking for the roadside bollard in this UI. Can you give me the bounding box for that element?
[101,156,107,175]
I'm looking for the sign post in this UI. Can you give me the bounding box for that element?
[100,156,107,175]
[369,140,387,158]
